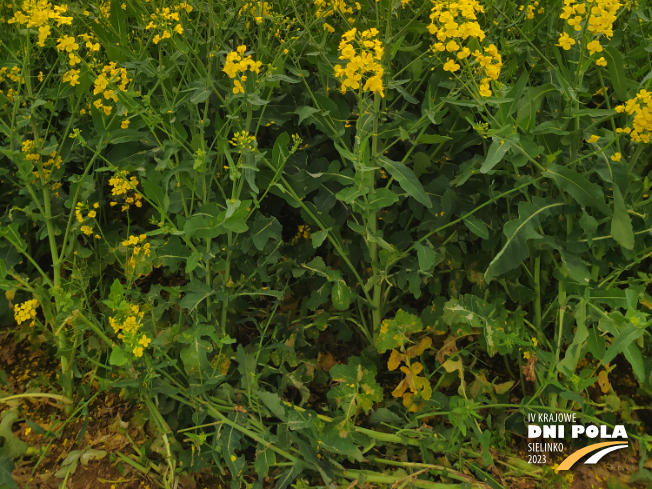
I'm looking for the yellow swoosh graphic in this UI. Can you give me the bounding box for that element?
[556,442,628,470]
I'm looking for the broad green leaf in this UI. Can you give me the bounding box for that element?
[257,390,287,421]
[480,133,519,173]
[375,309,423,353]
[331,280,351,310]
[251,215,282,251]
[415,134,452,145]
[186,252,201,274]
[413,242,441,273]
[273,132,290,168]
[274,463,304,489]
[363,188,399,211]
[623,342,645,383]
[601,323,644,365]
[109,346,129,366]
[610,186,634,250]
[463,217,489,239]
[328,356,382,416]
[311,229,329,248]
[603,46,628,101]
[221,413,246,481]
[254,443,276,480]
[0,409,29,459]
[542,164,611,216]
[236,345,257,391]
[516,84,556,130]
[0,456,17,489]
[378,156,432,208]
[295,106,320,124]
[557,306,589,376]
[485,199,564,282]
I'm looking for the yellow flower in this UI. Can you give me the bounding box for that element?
[523,351,531,360]
[323,22,335,33]
[443,59,460,72]
[233,79,245,94]
[611,152,622,162]
[121,119,130,129]
[556,32,575,50]
[587,40,603,56]
[587,135,600,143]
[81,225,93,235]
[596,57,607,67]
[87,210,97,218]
[133,346,144,357]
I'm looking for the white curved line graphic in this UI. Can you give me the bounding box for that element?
[584,444,628,464]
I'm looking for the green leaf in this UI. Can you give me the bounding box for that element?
[557,306,589,377]
[542,164,611,216]
[485,199,564,282]
[375,309,423,353]
[363,188,399,211]
[414,242,440,273]
[221,413,246,481]
[623,342,645,383]
[257,391,287,421]
[603,46,628,101]
[109,346,130,366]
[331,280,351,311]
[274,463,304,489]
[611,186,634,250]
[236,345,257,391]
[480,133,519,173]
[463,217,489,239]
[251,215,282,251]
[377,156,432,208]
[601,324,644,365]
[0,456,17,489]
[141,179,167,216]
[254,443,276,480]
[311,229,329,248]
[0,409,29,459]
[186,252,201,274]
[295,106,321,125]
[516,84,557,131]
[328,356,383,416]
[415,134,452,145]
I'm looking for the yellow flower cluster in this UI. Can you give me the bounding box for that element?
[519,1,544,19]
[109,304,151,358]
[292,224,311,243]
[229,131,257,152]
[109,170,143,211]
[75,202,100,237]
[14,299,39,327]
[557,0,621,65]
[122,234,151,257]
[615,90,652,144]
[314,0,361,19]
[427,0,502,96]
[223,45,263,94]
[238,0,274,24]
[145,4,192,45]
[21,139,63,182]
[8,0,72,47]
[0,67,24,85]
[92,63,131,116]
[0,67,25,102]
[334,28,385,97]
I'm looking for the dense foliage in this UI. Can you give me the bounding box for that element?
[1,0,652,487]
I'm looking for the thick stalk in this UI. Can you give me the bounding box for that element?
[368,94,382,339]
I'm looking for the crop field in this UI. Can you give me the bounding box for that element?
[0,0,652,488]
